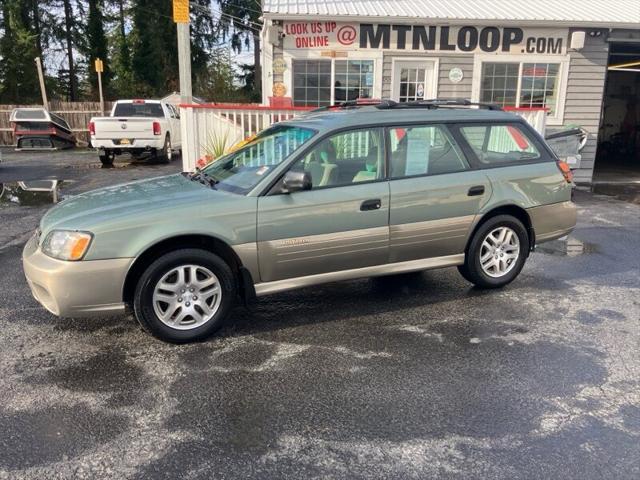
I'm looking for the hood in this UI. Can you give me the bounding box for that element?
[40,174,223,234]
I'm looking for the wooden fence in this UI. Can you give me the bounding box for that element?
[0,101,114,146]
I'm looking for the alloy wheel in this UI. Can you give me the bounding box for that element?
[152,264,221,330]
[479,226,520,278]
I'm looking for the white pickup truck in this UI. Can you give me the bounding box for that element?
[89,99,182,166]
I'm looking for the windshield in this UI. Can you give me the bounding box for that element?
[113,102,164,117]
[202,125,316,194]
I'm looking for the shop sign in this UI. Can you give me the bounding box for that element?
[283,22,567,55]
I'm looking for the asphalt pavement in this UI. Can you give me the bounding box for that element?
[0,149,638,479]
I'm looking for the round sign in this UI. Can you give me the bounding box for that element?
[448,67,464,83]
[272,58,287,74]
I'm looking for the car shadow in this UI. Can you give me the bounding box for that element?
[216,268,551,340]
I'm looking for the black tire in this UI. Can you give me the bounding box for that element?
[133,249,236,343]
[99,150,114,166]
[155,134,172,163]
[458,215,529,289]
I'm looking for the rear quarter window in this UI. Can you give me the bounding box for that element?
[459,123,542,165]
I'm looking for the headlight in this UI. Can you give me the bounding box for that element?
[41,230,93,261]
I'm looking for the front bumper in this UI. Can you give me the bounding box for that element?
[22,233,134,317]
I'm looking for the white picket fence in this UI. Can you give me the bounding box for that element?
[179,104,312,170]
[179,104,547,171]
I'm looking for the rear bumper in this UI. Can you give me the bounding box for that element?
[91,138,164,150]
[22,233,133,318]
[528,201,578,244]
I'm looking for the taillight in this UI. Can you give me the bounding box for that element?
[89,121,95,135]
[152,121,161,135]
[557,160,573,184]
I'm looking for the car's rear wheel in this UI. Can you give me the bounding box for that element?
[133,249,236,343]
[458,215,529,289]
[99,150,114,166]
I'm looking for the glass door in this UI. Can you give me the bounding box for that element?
[392,60,436,102]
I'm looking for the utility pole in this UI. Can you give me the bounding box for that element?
[173,0,195,171]
[35,57,49,110]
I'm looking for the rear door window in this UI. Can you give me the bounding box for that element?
[459,124,541,165]
[389,124,469,178]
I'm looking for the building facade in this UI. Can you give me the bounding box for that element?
[261,1,640,184]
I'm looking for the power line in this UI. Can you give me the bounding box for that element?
[190,2,264,28]
[203,1,263,17]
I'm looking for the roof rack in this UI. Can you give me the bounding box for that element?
[375,99,503,111]
[309,98,384,113]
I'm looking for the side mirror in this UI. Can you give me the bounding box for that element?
[282,170,312,193]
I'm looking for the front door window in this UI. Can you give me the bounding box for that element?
[399,67,426,102]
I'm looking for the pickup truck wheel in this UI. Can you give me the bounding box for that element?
[133,249,236,343]
[99,150,114,166]
[458,215,529,289]
[157,135,172,163]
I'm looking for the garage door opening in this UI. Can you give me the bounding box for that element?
[594,40,640,184]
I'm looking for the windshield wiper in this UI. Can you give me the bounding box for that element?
[183,170,219,188]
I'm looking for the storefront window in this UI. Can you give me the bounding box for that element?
[480,61,561,115]
[292,59,376,107]
[480,62,519,107]
[334,60,374,103]
[520,63,560,114]
[292,60,332,107]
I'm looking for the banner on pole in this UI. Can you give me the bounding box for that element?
[173,0,189,23]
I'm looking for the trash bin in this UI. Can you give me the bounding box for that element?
[545,126,588,169]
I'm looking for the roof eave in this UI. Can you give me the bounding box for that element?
[263,13,639,30]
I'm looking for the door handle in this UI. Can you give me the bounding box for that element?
[467,185,485,196]
[360,199,382,211]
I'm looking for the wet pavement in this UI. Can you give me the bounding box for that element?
[0,150,639,479]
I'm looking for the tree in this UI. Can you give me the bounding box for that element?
[130,0,177,96]
[85,0,110,99]
[61,0,79,100]
[0,0,41,103]
[215,0,263,99]
[236,63,259,102]
[189,0,218,97]
[108,0,135,97]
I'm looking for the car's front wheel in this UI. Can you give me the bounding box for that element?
[133,249,236,343]
[458,215,529,289]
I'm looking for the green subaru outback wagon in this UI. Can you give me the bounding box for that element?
[23,100,577,343]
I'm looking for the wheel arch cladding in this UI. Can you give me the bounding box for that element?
[122,234,242,305]
[468,205,534,255]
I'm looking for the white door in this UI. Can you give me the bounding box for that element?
[392,60,437,102]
